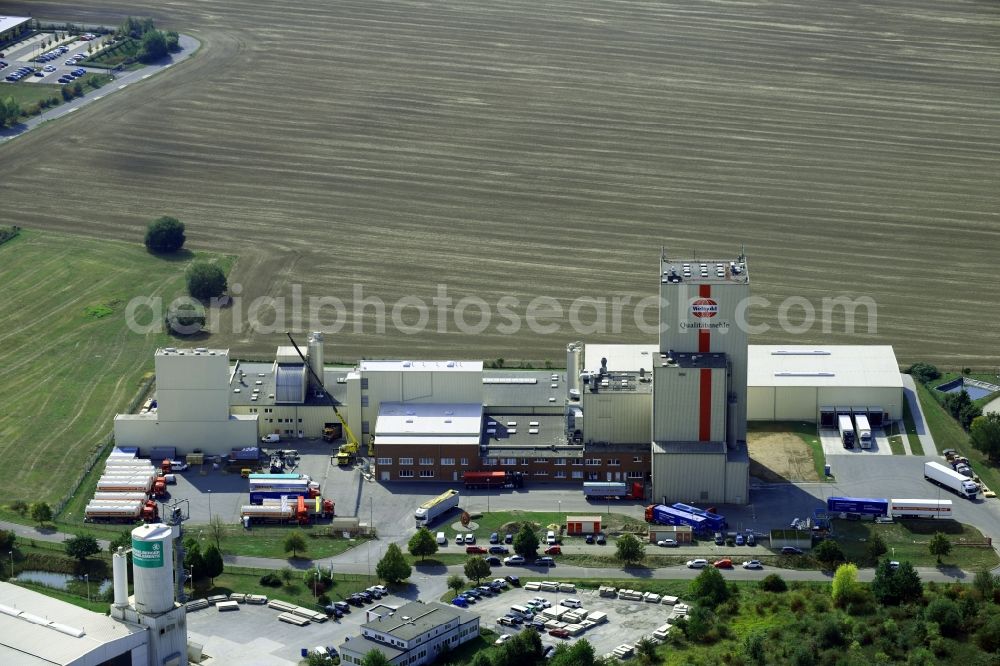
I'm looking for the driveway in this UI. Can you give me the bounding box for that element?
[901,374,938,456]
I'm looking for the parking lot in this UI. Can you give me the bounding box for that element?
[465,582,681,657]
[1,32,106,85]
[819,428,892,457]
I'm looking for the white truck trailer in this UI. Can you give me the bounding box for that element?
[838,414,856,449]
[93,492,149,502]
[924,462,978,499]
[889,499,953,519]
[854,413,873,449]
[414,489,460,527]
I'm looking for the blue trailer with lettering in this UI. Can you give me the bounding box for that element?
[671,503,727,531]
[826,496,889,516]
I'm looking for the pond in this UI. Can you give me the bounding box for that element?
[936,378,1000,401]
[16,570,112,595]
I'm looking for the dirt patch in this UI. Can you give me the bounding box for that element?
[749,432,819,482]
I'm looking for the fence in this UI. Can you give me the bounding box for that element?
[53,376,156,517]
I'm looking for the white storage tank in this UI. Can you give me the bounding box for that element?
[131,523,175,614]
[566,342,582,399]
[112,547,129,608]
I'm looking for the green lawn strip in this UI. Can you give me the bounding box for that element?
[193,565,376,609]
[901,395,923,455]
[86,37,140,66]
[833,518,998,570]
[888,435,905,455]
[187,527,371,561]
[0,229,232,507]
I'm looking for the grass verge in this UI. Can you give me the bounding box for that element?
[902,393,924,455]
[191,565,376,609]
[834,518,998,570]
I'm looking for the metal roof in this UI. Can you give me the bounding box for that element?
[583,344,658,373]
[376,403,483,436]
[482,370,566,408]
[0,582,144,665]
[341,636,404,660]
[483,414,567,450]
[747,345,903,388]
[361,600,475,641]
[0,16,32,33]
[361,360,483,372]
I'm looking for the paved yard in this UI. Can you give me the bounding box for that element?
[468,583,679,656]
[819,428,892,458]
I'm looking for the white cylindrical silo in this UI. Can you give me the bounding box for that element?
[112,547,129,608]
[566,342,582,399]
[131,523,174,614]
[307,332,324,388]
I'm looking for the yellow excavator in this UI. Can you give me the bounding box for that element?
[285,333,361,466]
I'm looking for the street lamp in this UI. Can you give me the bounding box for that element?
[8,551,13,579]
[314,570,319,598]
[84,573,90,601]
[207,490,212,522]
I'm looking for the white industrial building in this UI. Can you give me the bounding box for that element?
[747,345,903,425]
[339,600,480,666]
[1,523,190,666]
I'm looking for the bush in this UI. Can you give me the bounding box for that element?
[925,598,963,637]
[259,572,282,587]
[689,566,730,608]
[186,262,227,300]
[138,30,168,62]
[317,593,331,606]
[144,216,186,253]
[978,615,1000,652]
[907,363,940,384]
[812,539,845,568]
[10,500,28,516]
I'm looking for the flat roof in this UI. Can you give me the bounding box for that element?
[0,582,144,665]
[361,360,483,372]
[482,370,566,408]
[747,345,903,388]
[566,516,602,522]
[362,600,475,641]
[661,352,728,369]
[660,251,750,285]
[376,403,483,436]
[584,344,658,373]
[483,414,568,450]
[341,636,404,659]
[157,347,228,357]
[229,362,351,407]
[0,16,31,34]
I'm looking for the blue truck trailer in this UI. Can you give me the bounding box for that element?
[645,504,709,531]
[826,496,889,516]
[670,503,727,530]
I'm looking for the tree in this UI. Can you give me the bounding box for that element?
[614,533,645,566]
[689,565,729,608]
[186,262,227,300]
[977,615,1000,652]
[469,653,493,666]
[0,96,22,128]
[866,532,887,563]
[109,530,131,553]
[183,542,205,583]
[144,216,185,253]
[30,502,52,525]
[202,544,224,584]
[283,531,308,558]
[832,563,860,607]
[165,31,180,52]
[925,597,963,637]
[446,574,465,597]
[929,532,951,564]
[464,556,491,585]
[0,529,16,554]
[513,523,539,557]
[760,573,787,593]
[407,527,438,562]
[971,413,1000,463]
[894,561,923,604]
[10,500,28,516]
[375,543,411,584]
[138,30,168,62]
[361,649,391,666]
[65,535,100,562]
[635,636,660,664]
[812,539,845,568]
[974,570,998,600]
[907,363,940,384]
[208,514,226,552]
[550,639,596,666]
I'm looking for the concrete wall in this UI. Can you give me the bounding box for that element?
[747,386,902,422]
[114,415,258,456]
[362,370,482,429]
[581,391,652,444]
[651,451,727,504]
[652,366,726,442]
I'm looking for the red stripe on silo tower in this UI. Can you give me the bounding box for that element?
[699,368,712,441]
[698,284,711,352]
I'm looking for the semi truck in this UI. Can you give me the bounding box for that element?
[889,499,953,519]
[671,503,727,531]
[463,471,514,489]
[415,489,460,527]
[854,413,873,450]
[240,496,334,524]
[85,499,158,523]
[248,478,320,497]
[826,497,889,516]
[924,461,979,499]
[583,481,644,500]
[838,414,856,449]
[644,504,709,531]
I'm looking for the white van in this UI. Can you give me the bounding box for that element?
[312,647,329,657]
[546,530,557,545]
[560,598,582,609]
[436,531,447,545]
[510,604,532,618]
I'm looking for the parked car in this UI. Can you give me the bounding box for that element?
[366,587,383,599]
[714,532,725,545]
[714,559,733,569]
[494,634,511,645]
[43,65,56,72]
[549,628,571,639]
[497,616,517,627]
[504,533,514,544]
[781,546,804,555]
[452,597,469,608]
[746,533,756,546]
[596,533,606,545]
[504,555,526,566]
[333,601,350,613]
[477,586,494,596]
[489,545,509,555]
[534,557,555,567]
[357,591,373,602]
[657,539,678,548]
[560,598,582,608]
[585,534,595,544]
[735,534,745,546]
[687,559,708,569]
[889,560,900,570]
[543,645,557,658]
[490,532,500,544]
[544,545,562,555]
[742,560,763,570]
[463,589,482,599]
[372,584,388,596]
[492,578,508,588]
[485,556,502,567]
[323,604,344,617]
[455,534,466,545]
[530,597,551,608]
[530,619,546,630]
[347,595,364,606]
[503,613,523,624]
[505,575,520,586]
[466,546,487,554]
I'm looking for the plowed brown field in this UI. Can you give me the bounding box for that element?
[4,0,999,365]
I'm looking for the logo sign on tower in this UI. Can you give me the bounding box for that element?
[691,298,719,319]
[132,539,164,568]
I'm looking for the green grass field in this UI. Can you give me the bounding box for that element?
[834,518,999,570]
[0,229,231,507]
[86,37,140,67]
